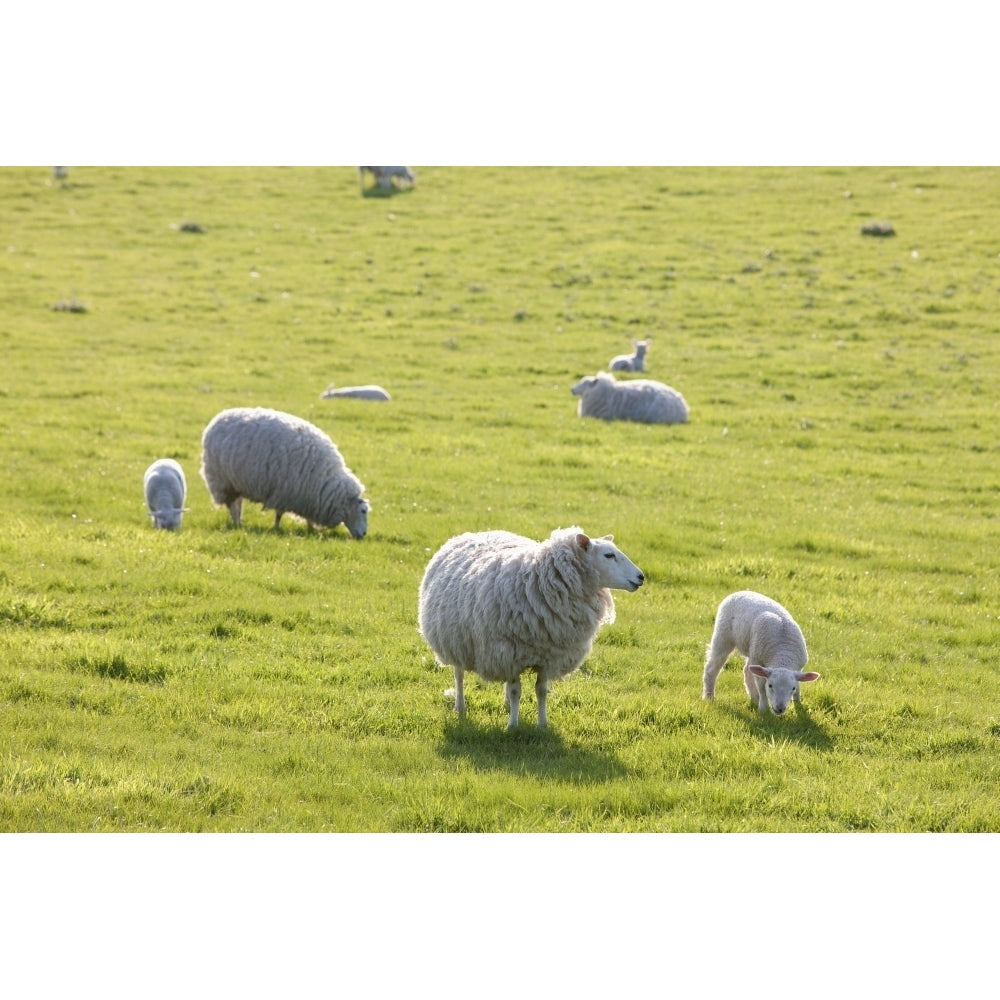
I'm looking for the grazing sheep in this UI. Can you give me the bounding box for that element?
[571,371,689,425]
[609,338,651,372]
[143,458,188,531]
[320,384,391,401]
[418,527,644,729]
[199,407,369,537]
[702,590,820,715]
[358,166,416,190]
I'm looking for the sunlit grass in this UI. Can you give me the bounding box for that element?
[1,165,999,830]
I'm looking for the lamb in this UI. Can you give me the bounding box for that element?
[199,407,370,537]
[571,371,689,425]
[320,384,391,401]
[143,458,188,531]
[609,338,651,372]
[358,166,416,190]
[702,590,820,715]
[418,527,644,729]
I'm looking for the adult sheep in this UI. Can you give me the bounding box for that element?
[418,527,644,729]
[143,458,188,531]
[358,166,416,190]
[702,590,820,715]
[571,371,689,425]
[199,406,370,537]
[609,338,651,372]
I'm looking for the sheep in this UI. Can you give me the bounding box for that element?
[358,166,416,191]
[609,338,651,372]
[418,527,644,729]
[702,590,820,715]
[571,371,689,425]
[320,384,391,401]
[199,406,369,537]
[143,458,188,531]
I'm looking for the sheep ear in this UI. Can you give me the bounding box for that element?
[576,533,591,549]
[748,664,769,678]
[600,534,614,542]
[797,671,820,682]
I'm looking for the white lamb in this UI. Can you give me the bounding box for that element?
[358,166,416,190]
[199,407,370,537]
[418,527,644,729]
[143,458,188,531]
[571,371,689,425]
[702,590,820,715]
[609,338,651,372]
[320,384,391,401]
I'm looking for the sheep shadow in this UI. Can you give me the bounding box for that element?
[212,521,359,541]
[438,716,627,783]
[360,184,415,200]
[720,701,834,750]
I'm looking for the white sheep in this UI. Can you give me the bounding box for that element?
[571,371,689,425]
[199,407,370,537]
[702,590,820,715]
[358,166,416,190]
[609,338,651,372]
[418,527,644,729]
[320,384,391,401]
[143,458,188,531]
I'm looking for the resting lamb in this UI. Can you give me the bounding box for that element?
[320,384,391,401]
[199,407,369,537]
[418,527,644,729]
[609,339,650,372]
[702,590,820,714]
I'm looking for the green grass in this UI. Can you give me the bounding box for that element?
[2,165,999,831]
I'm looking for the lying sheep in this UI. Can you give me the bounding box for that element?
[571,371,689,425]
[702,590,820,715]
[143,458,188,531]
[358,166,416,190]
[199,407,369,537]
[418,527,644,729]
[320,384,391,401]
[609,338,651,372]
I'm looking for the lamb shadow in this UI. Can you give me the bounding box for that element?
[720,701,834,750]
[438,716,627,783]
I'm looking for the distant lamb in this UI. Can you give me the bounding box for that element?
[320,384,391,401]
[418,527,644,729]
[143,458,188,531]
[571,371,689,425]
[199,407,369,537]
[609,338,651,372]
[702,590,820,715]
[358,166,416,190]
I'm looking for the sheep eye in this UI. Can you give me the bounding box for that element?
[604,552,616,559]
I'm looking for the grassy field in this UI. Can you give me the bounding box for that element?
[1,165,999,832]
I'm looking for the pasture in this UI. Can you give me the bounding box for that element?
[1,165,999,831]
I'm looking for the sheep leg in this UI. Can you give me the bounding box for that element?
[535,675,548,728]
[273,509,284,530]
[453,666,466,716]
[702,639,734,699]
[227,497,243,525]
[505,679,521,729]
[743,660,768,713]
